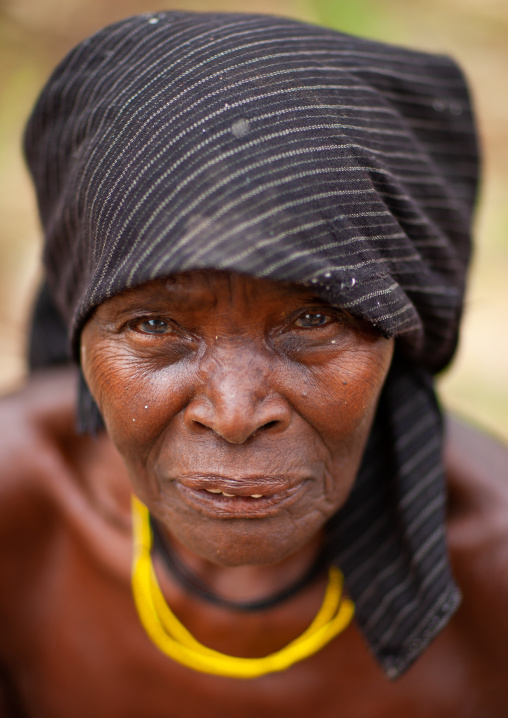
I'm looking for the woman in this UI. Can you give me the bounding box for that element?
[1,11,507,716]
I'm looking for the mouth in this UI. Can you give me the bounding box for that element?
[173,475,307,518]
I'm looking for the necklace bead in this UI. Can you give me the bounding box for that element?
[131,496,355,678]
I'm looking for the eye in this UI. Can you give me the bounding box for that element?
[294,312,332,328]
[132,318,173,335]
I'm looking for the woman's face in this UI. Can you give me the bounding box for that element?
[81,271,393,567]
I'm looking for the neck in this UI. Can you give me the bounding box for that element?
[156,523,326,606]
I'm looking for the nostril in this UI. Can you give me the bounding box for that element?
[261,420,279,431]
[192,420,210,431]
[249,419,280,441]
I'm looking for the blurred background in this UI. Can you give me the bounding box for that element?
[0,0,507,439]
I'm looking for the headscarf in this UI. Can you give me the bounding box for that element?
[24,11,479,678]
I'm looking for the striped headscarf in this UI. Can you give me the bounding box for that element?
[24,12,479,677]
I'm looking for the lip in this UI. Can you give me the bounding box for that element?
[173,475,307,518]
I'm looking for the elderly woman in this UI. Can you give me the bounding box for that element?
[1,11,507,717]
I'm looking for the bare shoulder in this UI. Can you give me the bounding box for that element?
[445,414,508,666]
[0,367,131,629]
[0,368,80,571]
[445,414,508,536]
[0,367,79,512]
[0,367,131,588]
[0,365,131,546]
[0,368,79,655]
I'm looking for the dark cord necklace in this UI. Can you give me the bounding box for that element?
[150,516,330,612]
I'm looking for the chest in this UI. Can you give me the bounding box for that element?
[3,533,503,718]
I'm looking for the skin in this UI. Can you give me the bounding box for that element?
[80,271,393,582]
[0,271,507,717]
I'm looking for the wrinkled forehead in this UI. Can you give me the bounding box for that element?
[89,270,349,321]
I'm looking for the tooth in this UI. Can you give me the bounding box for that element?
[222,492,235,497]
[205,488,222,494]
[250,494,263,499]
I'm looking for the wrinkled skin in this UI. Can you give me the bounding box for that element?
[0,272,508,717]
[81,271,393,580]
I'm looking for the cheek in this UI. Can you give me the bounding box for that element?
[300,344,393,512]
[81,341,190,459]
[297,342,393,445]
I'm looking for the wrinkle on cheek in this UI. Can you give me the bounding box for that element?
[283,496,337,544]
[323,461,356,505]
[82,345,165,459]
[83,345,135,411]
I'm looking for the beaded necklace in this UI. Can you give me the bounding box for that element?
[131,496,355,678]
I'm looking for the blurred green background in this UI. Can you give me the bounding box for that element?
[1,0,507,439]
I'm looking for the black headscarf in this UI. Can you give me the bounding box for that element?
[25,11,479,678]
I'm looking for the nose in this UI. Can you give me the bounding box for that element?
[183,345,291,444]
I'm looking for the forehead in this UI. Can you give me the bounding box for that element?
[165,270,298,296]
[99,270,323,314]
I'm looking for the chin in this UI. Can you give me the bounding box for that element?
[165,515,322,568]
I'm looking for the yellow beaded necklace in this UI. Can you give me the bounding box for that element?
[131,495,354,679]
